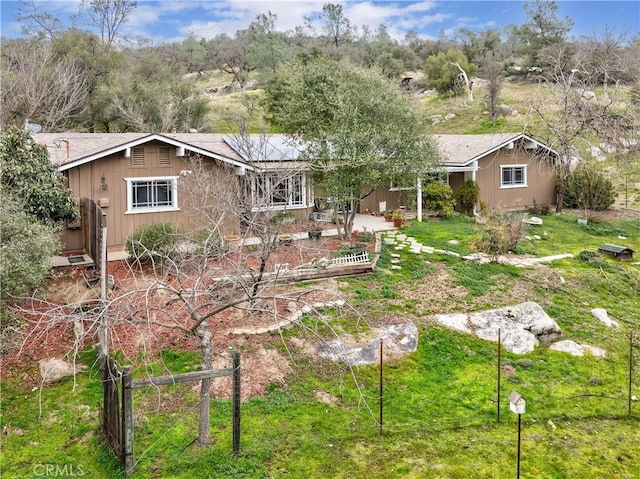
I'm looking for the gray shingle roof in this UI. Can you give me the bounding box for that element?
[434,133,524,166]
[35,132,553,171]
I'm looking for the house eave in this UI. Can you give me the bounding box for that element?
[455,133,558,167]
[57,133,253,172]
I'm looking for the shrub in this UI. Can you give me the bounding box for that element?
[126,222,179,263]
[424,182,455,218]
[455,180,480,216]
[474,211,527,262]
[271,211,295,224]
[561,163,615,211]
[0,193,61,298]
[527,202,550,216]
[191,229,229,257]
[578,250,602,263]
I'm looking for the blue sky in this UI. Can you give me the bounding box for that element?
[0,1,638,43]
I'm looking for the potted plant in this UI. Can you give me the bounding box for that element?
[392,209,404,227]
[384,210,393,222]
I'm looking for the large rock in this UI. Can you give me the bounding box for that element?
[316,321,418,366]
[434,302,562,354]
[39,358,87,385]
[591,308,619,328]
[549,340,606,357]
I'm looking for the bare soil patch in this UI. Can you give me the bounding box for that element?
[2,236,376,397]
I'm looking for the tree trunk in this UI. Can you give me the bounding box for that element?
[451,62,473,103]
[556,176,568,213]
[197,321,213,446]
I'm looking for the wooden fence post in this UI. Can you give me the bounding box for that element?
[232,350,241,454]
[121,366,134,475]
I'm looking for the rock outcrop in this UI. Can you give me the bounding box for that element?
[434,302,562,354]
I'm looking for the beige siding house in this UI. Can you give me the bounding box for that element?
[359,133,558,214]
[37,133,314,253]
[37,132,556,255]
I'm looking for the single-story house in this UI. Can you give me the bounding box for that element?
[358,132,558,215]
[35,132,557,254]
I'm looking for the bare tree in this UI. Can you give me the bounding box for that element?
[75,0,137,50]
[211,32,255,89]
[451,62,474,103]
[531,46,637,212]
[481,54,504,123]
[15,0,64,40]
[320,3,353,48]
[10,128,374,451]
[579,27,635,100]
[0,39,89,131]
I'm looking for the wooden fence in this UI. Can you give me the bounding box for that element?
[120,350,241,475]
[99,351,241,475]
[82,198,106,272]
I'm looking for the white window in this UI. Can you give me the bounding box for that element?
[125,176,179,214]
[253,172,306,210]
[500,165,527,188]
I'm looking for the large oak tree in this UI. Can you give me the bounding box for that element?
[264,55,441,237]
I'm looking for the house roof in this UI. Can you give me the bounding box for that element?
[36,132,556,173]
[34,132,248,172]
[434,133,557,167]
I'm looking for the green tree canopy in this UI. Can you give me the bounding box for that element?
[0,126,78,224]
[264,55,441,236]
[423,49,477,95]
[507,0,573,67]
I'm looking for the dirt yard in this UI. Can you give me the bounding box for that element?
[3,234,376,399]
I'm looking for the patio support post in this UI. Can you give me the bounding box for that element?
[416,176,422,222]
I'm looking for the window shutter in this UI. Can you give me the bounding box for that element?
[132,147,145,166]
[159,146,171,166]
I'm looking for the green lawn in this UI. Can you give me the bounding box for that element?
[2,211,639,478]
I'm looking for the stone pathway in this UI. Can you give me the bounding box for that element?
[382,231,574,268]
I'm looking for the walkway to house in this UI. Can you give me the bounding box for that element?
[256,213,396,245]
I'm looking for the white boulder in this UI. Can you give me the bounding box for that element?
[591,308,619,328]
[39,358,88,385]
[550,340,606,357]
[433,302,562,354]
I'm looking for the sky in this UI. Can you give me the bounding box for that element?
[0,0,638,44]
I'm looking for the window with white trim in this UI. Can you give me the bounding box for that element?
[500,165,527,188]
[125,176,179,214]
[253,172,306,209]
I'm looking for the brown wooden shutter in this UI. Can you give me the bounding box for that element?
[132,147,145,167]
